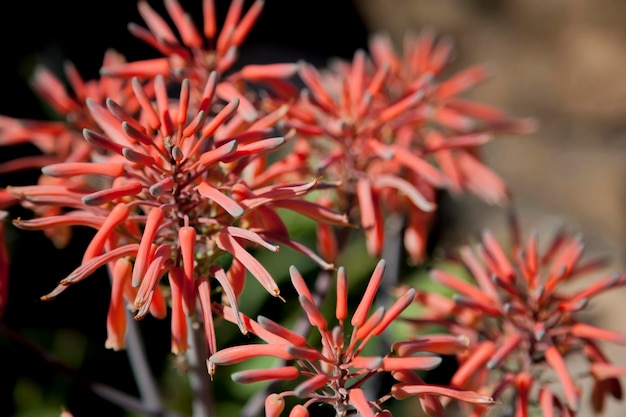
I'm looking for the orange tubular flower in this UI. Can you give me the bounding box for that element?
[209,260,493,416]
[282,29,535,264]
[8,68,348,361]
[404,217,626,416]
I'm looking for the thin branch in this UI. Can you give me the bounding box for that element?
[126,309,164,411]
[187,315,215,417]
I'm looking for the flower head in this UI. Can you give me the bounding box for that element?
[405,217,626,416]
[9,70,348,358]
[210,260,494,416]
[282,30,535,264]
[101,0,301,121]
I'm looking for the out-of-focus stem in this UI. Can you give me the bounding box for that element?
[381,212,405,306]
[125,309,163,412]
[187,315,215,417]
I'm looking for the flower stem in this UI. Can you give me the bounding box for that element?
[125,310,164,411]
[187,315,215,417]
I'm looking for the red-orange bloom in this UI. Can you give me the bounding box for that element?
[209,260,493,416]
[282,30,535,264]
[405,218,626,416]
[9,71,347,360]
[101,0,301,120]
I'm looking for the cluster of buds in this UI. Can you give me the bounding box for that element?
[404,217,626,416]
[210,260,495,416]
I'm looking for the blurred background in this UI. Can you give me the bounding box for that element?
[1,1,626,416]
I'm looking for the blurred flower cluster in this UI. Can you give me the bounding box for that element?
[0,1,623,417]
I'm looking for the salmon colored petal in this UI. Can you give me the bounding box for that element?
[352,259,385,327]
[590,363,626,380]
[230,0,264,48]
[81,181,143,206]
[134,244,172,319]
[168,268,189,354]
[391,384,495,405]
[335,266,348,322]
[257,315,308,347]
[42,244,140,300]
[177,226,196,315]
[197,277,217,374]
[539,387,556,417]
[393,334,470,356]
[356,178,384,257]
[371,288,416,336]
[268,199,349,227]
[381,356,442,372]
[391,371,445,417]
[232,366,300,384]
[82,203,130,262]
[105,258,131,351]
[216,82,258,122]
[514,372,533,417]
[289,265,313,303]
[216,232,280,297]
[348,388,376,417]
[451,340,496,388]
[544,345,580,412]
[372,174,436,212]
[148,283,168,319]
[487,333,522,370]
[132,207,165,287]
[288,404,309,417]
[209,344,293,366]
[571,322,626,345]
[298,295,327,331]
[430,268,492,306]
[265,393,285,417]
[197,181,244,217]
[42,162,125,178]
[226,257,246,299]
[210,264,246,334]
[164,0,203,48]
[458,245,500,301]
[317,223,338,265]
[481,230,515,282]
[240,63,300,81]
[353,307,385,345]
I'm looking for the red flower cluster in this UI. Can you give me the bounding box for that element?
[281,29,536,264]
[210,260,495,416]
[3,0,348,358]
[405,219,626,416]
